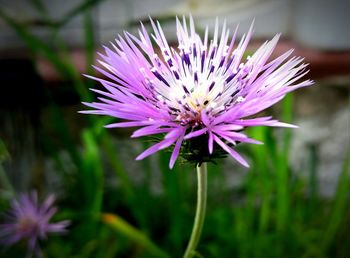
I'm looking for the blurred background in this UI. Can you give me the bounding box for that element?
[0,0,350,257]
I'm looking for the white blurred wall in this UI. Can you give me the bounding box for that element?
[0,0,349,51]
[0,0,290,50]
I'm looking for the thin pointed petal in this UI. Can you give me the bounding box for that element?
[169,130,186,169]
[214,135,250,167]
[136,138,177,160]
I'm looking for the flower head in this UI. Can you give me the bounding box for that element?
[82,16,313,168]
[0,192,70,256]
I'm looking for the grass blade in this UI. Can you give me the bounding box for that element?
[102,213,171,258]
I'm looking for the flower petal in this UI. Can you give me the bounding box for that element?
[214,135,249,167]
[184,128,208,140]
[136,138,177,160]
[105,121,153,128]
[208,131,214,154]
[169,129,186,169]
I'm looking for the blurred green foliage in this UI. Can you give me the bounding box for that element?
[1,1,350,258]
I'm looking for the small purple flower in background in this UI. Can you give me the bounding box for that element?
[82,16,313,168]
[0,191,70,257]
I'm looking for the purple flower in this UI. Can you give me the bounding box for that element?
[0,192,70,257]
[82,16,313,168]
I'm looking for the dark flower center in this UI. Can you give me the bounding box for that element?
[16,216,39,236]
[180,130,229,165]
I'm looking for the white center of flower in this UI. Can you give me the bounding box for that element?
[184,87,209,110]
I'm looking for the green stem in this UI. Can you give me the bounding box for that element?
[183,163,208,258]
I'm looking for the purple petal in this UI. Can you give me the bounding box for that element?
[131,126,172,138]
[201,110,211,126]
[105,121,153,128]
[39,195,55,215]
[164,128,184,139]
[184,128,208,140]
[208,131,214,154]
[46,221,70,233]
[136,138,177,160]
[214,135,249,167]
[169,129,186,169]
